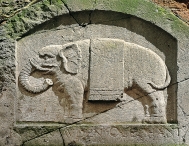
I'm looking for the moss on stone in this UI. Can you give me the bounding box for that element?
[62,0,96,7]
[2,0,189,40]
[1,0,189,145]
[3,0,67,39]
[58,0,189,39]
[14,125,63,143]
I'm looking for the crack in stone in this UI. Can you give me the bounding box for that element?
[89,10,93,25]
[21,127,61,145]
[163,126,177,143]
[181,124,189,144]
[61,0,88,27]
[178,104,187,117]
[46,16,132,34]
[9,1,189,144]
[59,128,65,146]
[115,78,183,109]
[19,75,189,137]
[82,77,186,121]
[114,90,162,111]
[0,1,188,145]
[61,0,96,27]
[170,77,189,86]
[18,64,188,144]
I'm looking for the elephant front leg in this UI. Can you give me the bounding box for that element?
[144,90,167,124]
[64,78,84,123]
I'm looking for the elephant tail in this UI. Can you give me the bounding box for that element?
[148,65,171,90]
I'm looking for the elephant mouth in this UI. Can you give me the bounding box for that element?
[41,63,58,69]
[29,59,58,71]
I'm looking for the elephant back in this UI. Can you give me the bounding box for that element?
[124,43,167,86]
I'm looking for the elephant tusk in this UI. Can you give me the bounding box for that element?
[45,78,53,85]
[42,63,58,67]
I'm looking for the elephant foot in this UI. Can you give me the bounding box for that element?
[64,105,83,124]
[70,104,83,117]
[143,116,167,124]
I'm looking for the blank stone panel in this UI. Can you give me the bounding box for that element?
[89,38,124,101]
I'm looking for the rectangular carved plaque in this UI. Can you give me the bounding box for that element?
[89,38,124,100]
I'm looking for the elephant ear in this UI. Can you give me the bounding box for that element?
[59,43,82,74]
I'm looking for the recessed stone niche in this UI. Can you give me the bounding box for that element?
[16,11,177,125]
[1,0,189,145]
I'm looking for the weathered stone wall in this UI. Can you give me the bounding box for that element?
[1,0,189,24]
[0,0,189,145]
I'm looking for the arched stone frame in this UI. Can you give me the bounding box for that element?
[1,0,189,145]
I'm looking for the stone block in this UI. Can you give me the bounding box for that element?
[0,0,189,145]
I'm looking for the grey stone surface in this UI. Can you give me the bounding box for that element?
[16,38,170,124]
[23,129,63,146]
[60,124,179,145]
[14,125,64,143]
[0,0,189,145]
[89,39,124,101]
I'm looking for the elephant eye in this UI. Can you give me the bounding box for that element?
[44,55,49,60]
[47,54,55,58]
[39,54,44,58]
[40,54,54,60]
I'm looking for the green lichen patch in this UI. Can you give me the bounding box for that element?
[62,0,96,11]
[22,129,63,146]
[0,0,189,145]
[2,0,189,40]
[3,0,68,39]
[14,125,63,142]
[62,0,189,39]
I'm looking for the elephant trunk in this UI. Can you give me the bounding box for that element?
[19,58,53,93]
[148,65,171,90]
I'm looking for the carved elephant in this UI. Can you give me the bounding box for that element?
[19,38,171,123]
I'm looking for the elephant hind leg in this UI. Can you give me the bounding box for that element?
[124,80,154,103]
[126,80,167,124]
[139,82,167,123]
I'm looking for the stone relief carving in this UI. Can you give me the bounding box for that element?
[18,38,171,124]
[19,43,84,123]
